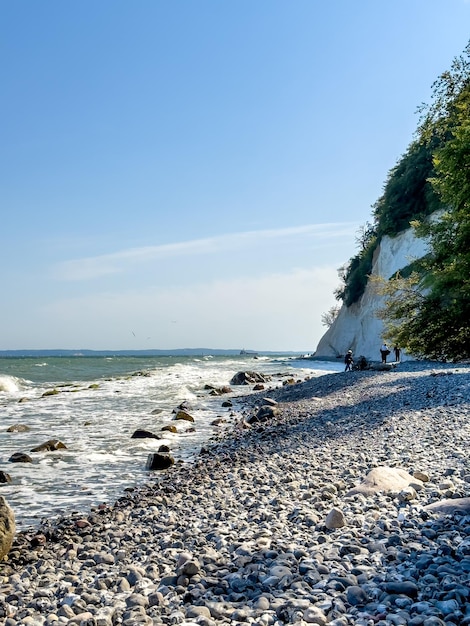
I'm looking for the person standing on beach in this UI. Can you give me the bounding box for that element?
[380,343,390,363]
[344,350,354,371]
[394,345,401,362]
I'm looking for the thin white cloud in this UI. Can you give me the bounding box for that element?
[40,265,340,351]
[55,222,360,281]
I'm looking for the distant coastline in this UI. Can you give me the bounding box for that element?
[0,348,306,358]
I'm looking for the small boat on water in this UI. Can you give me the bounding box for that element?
[240,349,259,357]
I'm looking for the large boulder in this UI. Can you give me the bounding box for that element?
[9,452,32,463]
[6,424,31,432]
[247,405,280,424]
[161,425,178,433]
[424,497,470,515]
[230,371,271,385]
[346,466,423,497]
[209,386,233,396]
[42,388,60,397]
[0,472,12,484]
[0,496,15,560]
[131,429,161,439]
[30,439,67,452]
[174,410,195,423]
[146,453,175,471]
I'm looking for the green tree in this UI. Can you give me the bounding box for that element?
[380,43,470,360]
[372,139,442,237]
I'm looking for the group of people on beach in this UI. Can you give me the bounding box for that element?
[344,343,401,371]
[381,343,401,363]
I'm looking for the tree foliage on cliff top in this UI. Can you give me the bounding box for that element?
[379,42,470,360]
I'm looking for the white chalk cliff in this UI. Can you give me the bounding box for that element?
[315,227,430,362]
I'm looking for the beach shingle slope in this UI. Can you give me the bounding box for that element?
[1,362,470,625]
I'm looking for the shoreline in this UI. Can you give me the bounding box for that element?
[1,361,469,625]
[0,357,340,531]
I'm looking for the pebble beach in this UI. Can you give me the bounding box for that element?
[1,361,470,626]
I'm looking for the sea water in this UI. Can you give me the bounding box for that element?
[0,354,342,530]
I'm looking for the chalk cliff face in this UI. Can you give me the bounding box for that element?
[315,228,429,361]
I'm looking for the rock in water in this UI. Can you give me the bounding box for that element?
[6,424,31,432]
[174,410,195,423]
[230,371,271,385]
[8,452,32,463]
[146,453,175,470]
[0,496,15,560]
[131,429,161,439]
[0,471,12,484]
[30,439,67,452]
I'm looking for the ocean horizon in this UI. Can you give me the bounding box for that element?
[0,348,308,357]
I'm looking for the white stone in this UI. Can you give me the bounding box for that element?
[303,605,328,625]
[346,466,423,496]
[398,487,417,502]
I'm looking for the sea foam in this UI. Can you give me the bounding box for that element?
[0,375,21,393]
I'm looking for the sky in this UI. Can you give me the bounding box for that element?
[2,0,470,352]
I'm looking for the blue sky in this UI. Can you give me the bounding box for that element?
[2,0,469,351]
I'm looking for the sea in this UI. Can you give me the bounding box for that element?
[0,353,343,530]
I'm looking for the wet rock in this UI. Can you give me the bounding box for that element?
[0,472,12,483]
[230,371,271,385]
[131,429,161,439]
[8,452,32,463]
[30,439,67,452]
[161,425,178,433]
[145,452,175,470]
[0,497,15,559]
[6,424,31,432]
[42,388,60,397]
[174,410,195,422]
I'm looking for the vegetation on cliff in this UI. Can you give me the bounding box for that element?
[335,41,470,360]
[380,43,470,360]
[335,136,443,307]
